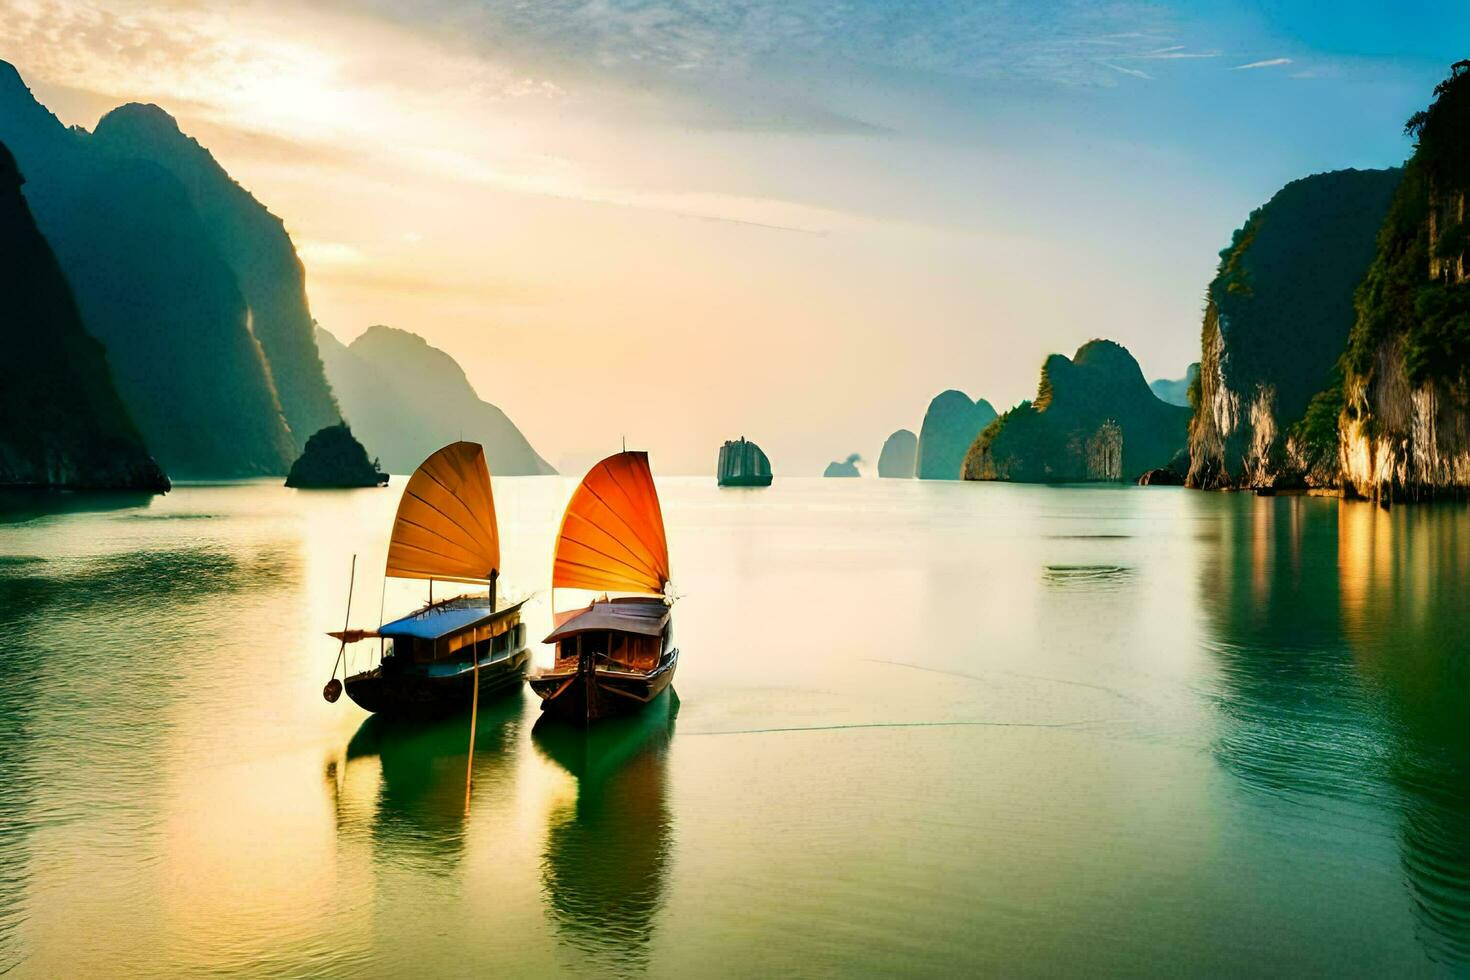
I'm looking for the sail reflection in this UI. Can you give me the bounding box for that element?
[534,690,678,971]
[337,696,524,873]
[1201,494,1470,967]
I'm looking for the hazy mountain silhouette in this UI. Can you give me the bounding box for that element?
[0,140,168,491]
[316,325,553,475]
[91,102,341,454]
[916,391,996,479]
[0,60,294,477]
[965,339,1188,483]
[877,429,917,478]
[1149,364,1198,407]
[823,453,862,477]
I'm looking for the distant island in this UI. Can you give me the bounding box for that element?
[317,325,553,476]
[285,424,388,488]
[824,454,862,478]
[964,340,1188,483]
[0,138,168,492]
[916,391,996,479]
[717,437,772,486]
[877,429,917,478]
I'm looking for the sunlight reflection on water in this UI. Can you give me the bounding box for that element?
[0,481,1468,975]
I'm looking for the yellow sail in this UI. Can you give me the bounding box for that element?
[385,442,499,584]
[553,451,669,595]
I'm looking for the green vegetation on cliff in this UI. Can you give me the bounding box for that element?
[965,340,1187,483]
[1345,62,1470,390]
[1187,167,1401,488]
[0,140,168,491]
[1337,61,1470,499]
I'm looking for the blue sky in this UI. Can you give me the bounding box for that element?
[3,1,1466,472]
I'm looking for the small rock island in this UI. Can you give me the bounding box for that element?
[824,454,862,478]
[717,437,773,487]
[964,339,1188,484]
[285,423,388,488]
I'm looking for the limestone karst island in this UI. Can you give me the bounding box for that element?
[3,11,1470,978]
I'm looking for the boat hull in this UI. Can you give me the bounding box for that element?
[345,648,529,720]
[528,649,679,726]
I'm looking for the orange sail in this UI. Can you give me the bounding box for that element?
[553,451,669,595]
[385,441,500,584]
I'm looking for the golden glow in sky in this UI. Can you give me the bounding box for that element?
[1,0,1428,473]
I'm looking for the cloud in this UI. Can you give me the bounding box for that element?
[1135,47,1219,60]
[1101,63,1152,81]
[1231,57,1293,70]
[329,0,1188,92]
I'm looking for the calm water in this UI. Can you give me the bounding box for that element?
[2,478,1469,976]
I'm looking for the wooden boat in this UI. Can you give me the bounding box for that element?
[325,441,530,720]
[528,451,678,725]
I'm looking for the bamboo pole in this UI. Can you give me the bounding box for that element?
[464,623,480,814]
[330,555,357,683]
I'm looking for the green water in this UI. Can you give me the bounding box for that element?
[1,479,1469,976]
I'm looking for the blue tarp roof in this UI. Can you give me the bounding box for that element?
[379,597,526,641]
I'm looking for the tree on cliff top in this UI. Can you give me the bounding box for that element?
[1345,61,1470,391]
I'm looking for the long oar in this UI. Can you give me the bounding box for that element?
[323,554,357,703]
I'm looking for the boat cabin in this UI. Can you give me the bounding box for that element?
[378,596,529,675]
[543,597,669,673]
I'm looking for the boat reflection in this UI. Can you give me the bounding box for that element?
[533,689,678,971]
[1201,494,1470,967]
[337,695,525,873]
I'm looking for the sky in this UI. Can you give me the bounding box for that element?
[3,0,1468,474]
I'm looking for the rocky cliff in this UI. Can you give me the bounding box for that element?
[964,340,1188,483]
[1338,62,1470,501]
[1186,168,1401,489]
[317,325,553,475]
[916,391,996,479]
[824,454,862,478]
[717,437,772,486]
[877,429,917,478]
[0,140,168,491]
[92,103,341,454]
[0,61,295,477]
